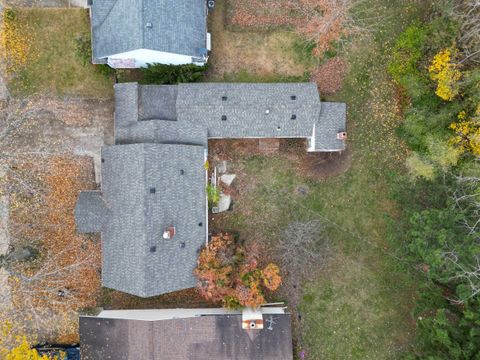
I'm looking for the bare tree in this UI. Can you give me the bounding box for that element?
[287,0,379,56]
[275,220,331,285]
[454,0,480,64]
[446,254,480,303]
[452,175,480,240]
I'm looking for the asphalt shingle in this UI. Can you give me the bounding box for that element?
[91,0,207,62]
[80,313,293,359]
[78,143,206,297]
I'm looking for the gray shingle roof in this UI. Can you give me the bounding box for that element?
[113,82,346,151]
[79,314,293,359]
[315,102,347,151]
[115,120,208,147]
[177,83,320,139]
[78,143,206,297]
[91,0,207,61]
[75,191,110,233]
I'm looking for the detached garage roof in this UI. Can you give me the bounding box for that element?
[91,0,207,61]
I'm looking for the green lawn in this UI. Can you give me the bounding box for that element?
[211,1,432,358]
[5,8,114,98]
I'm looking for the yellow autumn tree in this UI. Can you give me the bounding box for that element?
[0,322,56,360]
[428,48,462,101]
[449,107,480,156]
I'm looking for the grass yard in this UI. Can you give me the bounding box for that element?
[207,0,432,358]
[4,8,114,98]
[206,0,315,81]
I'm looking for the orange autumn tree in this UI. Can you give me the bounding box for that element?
[195,233,282,308]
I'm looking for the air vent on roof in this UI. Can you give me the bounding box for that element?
[291,114,297,120]
[198,222,203,227]
[222,96,227,101]
[150,187,156,194]
[291,95,297,100]
[242,308,264,330]
[221,115,227,121]
[265,109,270,115]
[180,242,186,248]
[101,158,105,163]
[277,126,281,131]
[146,22,153,29]
[180,169,185,175]
[150,246,156,253]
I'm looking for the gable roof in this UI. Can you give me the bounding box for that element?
[79,311,293,360]
[176,83,321,139]
[91,0,207,61]
[76,143,206,297]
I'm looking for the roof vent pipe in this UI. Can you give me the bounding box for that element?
[163,226,176,239]
[337,132,347,140]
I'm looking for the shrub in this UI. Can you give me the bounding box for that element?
[206,184,220,207]
[388,24,428,86]
[428,48,462,101]
[73,33,92,66]
[74,33,114,78]
[406,153,435,180]
[141,63,207,84]
[449,109,480,156]
[195,233,282,308]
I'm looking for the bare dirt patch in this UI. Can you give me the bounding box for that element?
[301,150,352,179]
[310,57,348,96]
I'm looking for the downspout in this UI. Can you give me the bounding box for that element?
[204,149,209,246]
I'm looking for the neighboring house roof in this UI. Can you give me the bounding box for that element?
[91,0,207,61]
[113,82,346,151]
[79,309,293,360]
[75,143,206,297]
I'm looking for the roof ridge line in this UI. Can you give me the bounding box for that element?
[94,0,121,30]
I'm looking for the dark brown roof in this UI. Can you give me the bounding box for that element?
[80,314,293,360]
